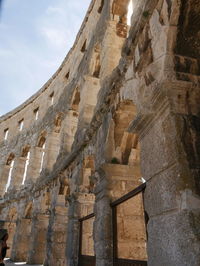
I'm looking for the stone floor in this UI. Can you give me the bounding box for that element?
[4,258,42,266]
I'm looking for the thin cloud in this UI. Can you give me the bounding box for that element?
[40,27,67,50]
[0,0,91,116]
[46,6,64,16]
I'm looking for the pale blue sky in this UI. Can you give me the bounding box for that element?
[0,0,91,116]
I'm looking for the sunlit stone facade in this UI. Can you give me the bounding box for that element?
[0,0,200,265]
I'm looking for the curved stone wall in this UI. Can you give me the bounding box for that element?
[0,0,200,266]
[0,0,125,195]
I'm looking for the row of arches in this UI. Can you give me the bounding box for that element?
[1,91,55,142]
[0,169,147,266]
[0,71,104,197]
[0,115,64,196]
[0,97,148,266]
[0,0,133,146]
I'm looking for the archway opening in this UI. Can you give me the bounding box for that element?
[37,134,47,173]
[21,146,31,185]
[5,207,17,258]
[104,100,148,264]
[5,153,15,192]
[112,0,134,37]
[11,203,33,262]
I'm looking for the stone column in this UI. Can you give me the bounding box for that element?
[93,163,142,265]
[4,221,17,258]
[65,194,80,266]
[134,106,200,266]
[10,157,26,189]
[100,20,126,80]
[93,169,113,266]
[65,190,95,266]
[78,75,100,127]
[43,132,60,170]
[26,147,42,182]
[26,213,49,264]
[44,195,68,266]
[0,165,9,196]
[11,218,31,261]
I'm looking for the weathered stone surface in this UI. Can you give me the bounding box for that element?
[147,210,200,266]
[0,0,200,265]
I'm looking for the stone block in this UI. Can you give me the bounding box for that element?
[147,210,200,266]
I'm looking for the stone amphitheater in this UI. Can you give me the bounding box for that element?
[0,0,200,265]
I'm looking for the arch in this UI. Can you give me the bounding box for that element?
[112,0,131,37]
[4,128,9,140]
[37,132,47,148]
[9,145,31,187]
[71,88,80,112]
[37,132,47,173]
[65,71,70,79]
[54,112,63,133]
[5,154,15,192]
[21,146,30,158]
[81,40,87,53]
[97,99,148,263]
[98,0,104,13]
[24,203,33,219]
[91,44,101,78]
[58,174,70,196]
[11,203,33,261]
[112,0,130,17]
[49,91,54,105]
[113,100,137,147]
[5,207,17,257]
[6,153,15,166]
[105,100,138,165]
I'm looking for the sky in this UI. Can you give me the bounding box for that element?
[0,0,91,116]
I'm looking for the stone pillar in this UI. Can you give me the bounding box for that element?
[26,147,42,182]
[26,213,49,264]
[11,218,31,261]
[92,163,142,266]
[65,190,95,266]
[100,20,125,80]
[78,75,100,127]
[10,157,26,189]
[0,165,9,196]
[5,221,16,257]
[65,194,80,266]
[62,110,78,153]
[135,108,200,266]
[93,169,113,266]
[44,195,68,266]
[44,132,60,170]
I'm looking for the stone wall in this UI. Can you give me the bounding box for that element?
[0,0,200,266]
